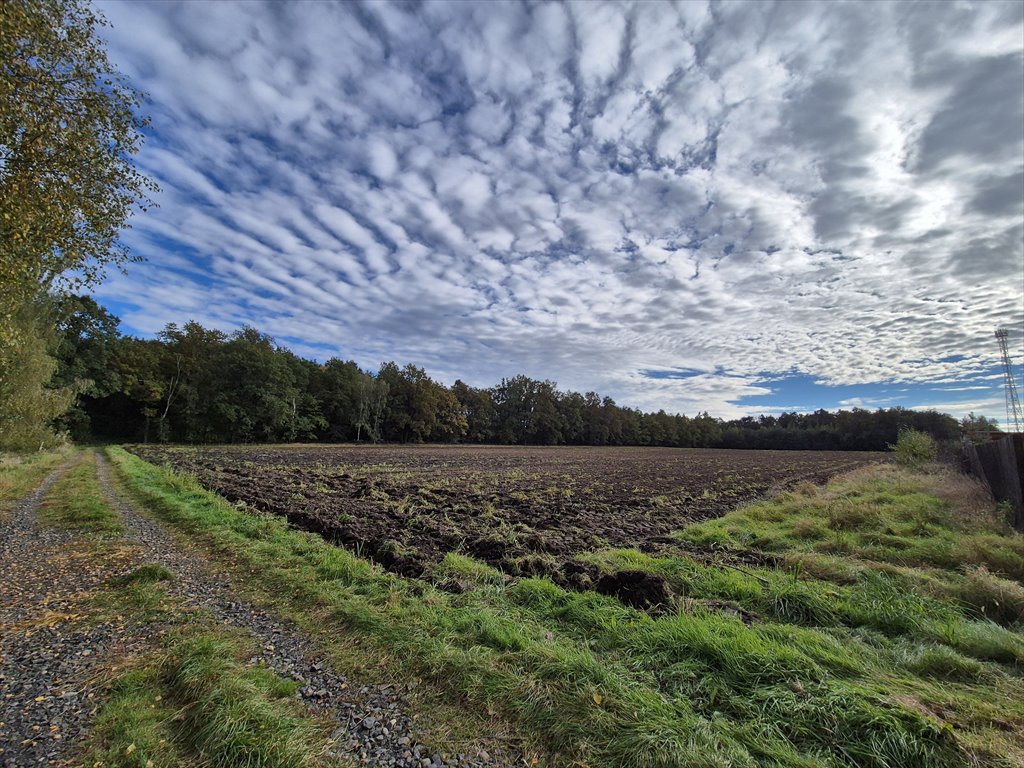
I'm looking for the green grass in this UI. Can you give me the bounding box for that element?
[99,564,179,622]
[38,449,124,534]
[677,465,1024,580]
[677,463,1024,635]
[88,622,332,768]
[110,563,176,587]
[107,446,1024,767]
[87,662,190,768]
[162,630,326,767]
[88,560,336,768]
[0,448,69,515]
[430,551,507,587]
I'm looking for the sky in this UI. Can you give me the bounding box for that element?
[91,0,1024,422]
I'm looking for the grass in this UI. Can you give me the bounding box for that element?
[162,632,320,767]
[88,612,334,768]
[675,464,1024,633]
[37,449,125,534]
[430,551,507,587]
[90,626,329,768]
[677,464,1022,577]
[13,450,342,768]
[0,448,69,518]
[107,447,1024,767]
[580,548,1023,663]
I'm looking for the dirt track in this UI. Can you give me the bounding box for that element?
[0,453,512,767]
[0,457,127,766]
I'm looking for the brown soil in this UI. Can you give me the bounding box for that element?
[127,444,884,584]
[595,569,676,611]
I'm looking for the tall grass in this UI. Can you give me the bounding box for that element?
[89,625,330,768]
[161,632,325,768]
[679,464,1024,582]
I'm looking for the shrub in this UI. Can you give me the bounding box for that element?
[891,429,938,468]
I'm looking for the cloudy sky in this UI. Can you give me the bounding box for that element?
[92,0,1023,420]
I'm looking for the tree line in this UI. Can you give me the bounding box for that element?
[52,296,962,451]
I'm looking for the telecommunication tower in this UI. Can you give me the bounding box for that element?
[995,328,1023,433]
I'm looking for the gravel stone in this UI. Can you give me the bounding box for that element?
[0,458,142,766]
[0,456,518,767]
[93,455,511,768]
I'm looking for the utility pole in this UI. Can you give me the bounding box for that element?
[995,328,1023,433]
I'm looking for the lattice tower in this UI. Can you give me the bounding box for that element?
[995,328,1023,433]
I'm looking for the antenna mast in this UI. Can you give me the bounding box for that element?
[995,328,1023,433]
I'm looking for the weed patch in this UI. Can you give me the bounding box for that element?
[0,448,69,517]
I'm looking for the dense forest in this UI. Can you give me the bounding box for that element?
[52,296,961,450]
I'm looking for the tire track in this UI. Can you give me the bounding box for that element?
[0,453,134,767]
[93,453,510,768]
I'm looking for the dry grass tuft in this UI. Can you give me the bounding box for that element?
[920,467,1007,531]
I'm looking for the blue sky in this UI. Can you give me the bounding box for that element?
[91,0,1023,421]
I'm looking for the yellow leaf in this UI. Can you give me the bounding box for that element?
[125,743,135,755]
[592,692,602,706]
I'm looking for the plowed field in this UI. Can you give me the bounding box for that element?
[128,444,884,585]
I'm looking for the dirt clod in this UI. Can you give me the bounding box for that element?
[595,570,677,610]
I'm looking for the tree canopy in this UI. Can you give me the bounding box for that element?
[1,0,154,304]
[1,0,155,449]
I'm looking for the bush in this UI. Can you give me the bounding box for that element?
[891,429,938,468]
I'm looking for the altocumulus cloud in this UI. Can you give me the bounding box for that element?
[92,0,1024,419]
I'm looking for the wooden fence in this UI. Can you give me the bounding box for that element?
[964,434,1024,532]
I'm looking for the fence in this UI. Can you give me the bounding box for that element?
[964,434,1024,532]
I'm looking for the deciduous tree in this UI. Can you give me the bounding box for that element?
[1,0,155,307]
[0,300,77,450]
[1,0,155,448]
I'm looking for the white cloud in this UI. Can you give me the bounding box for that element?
[93,0,1024,418]
[366,138,400,182]
[573,2,627,87]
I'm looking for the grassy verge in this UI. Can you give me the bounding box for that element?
[677,464,1024,627]
[22,452,341,768]
[0,448,70,518]
[107,446,1024,768]
[679,464,1022,574]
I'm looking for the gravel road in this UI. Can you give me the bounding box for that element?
[0,457,136,767]
[0,454,517,767]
